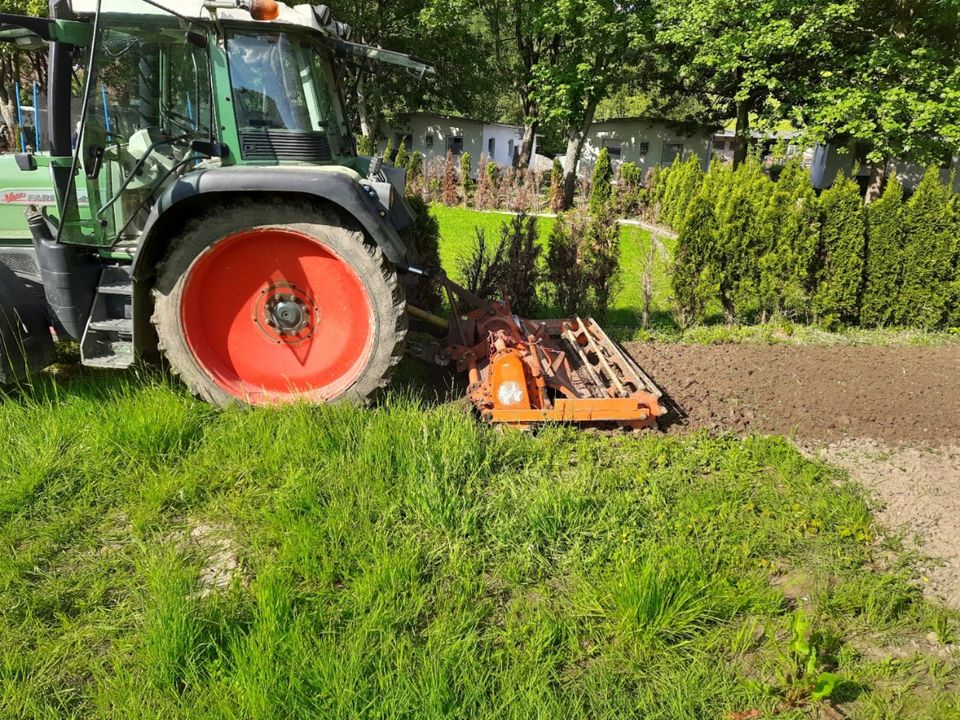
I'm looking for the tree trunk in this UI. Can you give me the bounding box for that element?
[356,77,375,143]
[517,119,538,170]
[732,99,751,169]
[560,99,599,210]
[865,160,888,204]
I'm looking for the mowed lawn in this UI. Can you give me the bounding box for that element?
[431,205,676,330]
[1,372,958,718]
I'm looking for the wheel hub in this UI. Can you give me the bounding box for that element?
[254,282,320,343]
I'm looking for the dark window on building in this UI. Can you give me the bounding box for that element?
[425,134,434,149]
[939,149,954,170]
[604,143,622,159]
[714,139,727,151]
[488,137,495,156]
[397,133,413,151]
[663,142,684,165]
[507,139,514,158]
[638,141,650,156]
[448,136,464,154]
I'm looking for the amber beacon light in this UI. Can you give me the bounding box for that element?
[250,0,280,20]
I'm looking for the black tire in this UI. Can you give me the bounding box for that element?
[151,199,406,406]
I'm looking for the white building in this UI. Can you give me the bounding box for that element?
[809,143,960,192]
[580,117,715,175]
[387,112,536,177]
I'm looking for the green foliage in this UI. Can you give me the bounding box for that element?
[442,149,458,206]
[398,195,442,310]
[585,212,621,320]
[672,193,715,326]
[356,134,374,156]
[457,213,541,312]
[383,136,395,164]
[546,211,592,316]
[589,147,614,215]
[860,175,905,327]
[393,141,409,170]
[546,209,620,319]
[813,173,866,327]
[896,168,957,329]
[760,611,842,708]
[658,155,704,229]
[616,161,645,217]
[549,158,564,213]
[459,151,473,204]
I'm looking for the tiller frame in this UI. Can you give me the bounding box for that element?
[406,268,667,430]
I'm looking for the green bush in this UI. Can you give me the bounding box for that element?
[549,158,564,214]
[672,193,716,326]
[399,195,442,311]
[406,150,423,196]
[896,168,956,329]
[813,173,866,327]
[393,141,409,170]
[546,211,592,316]
[356,135,374,156]
[617,161,645,217]
[545,209,620,319]
[860,174,904,327]
[589,148,614,215]
[383,137,395,164]
[459,152,473,205]
[659,155,704,229]
[585,213,621,320]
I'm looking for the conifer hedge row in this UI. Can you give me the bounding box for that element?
[658,156,960,329]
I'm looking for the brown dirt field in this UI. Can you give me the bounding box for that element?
[625,342,960,445]
[625,342,960,608]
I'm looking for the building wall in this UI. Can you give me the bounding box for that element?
[580,120,713,176]
[810,143,960,192]
[389,115,532,177]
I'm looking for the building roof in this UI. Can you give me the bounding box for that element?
[591,115,720,135]
[400,111,525,131]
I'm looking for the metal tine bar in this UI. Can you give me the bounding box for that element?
[561,323,608,397]
[584,318,663,398]
[574,316,628,397]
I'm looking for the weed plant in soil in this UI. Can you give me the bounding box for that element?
[1,371,957,719]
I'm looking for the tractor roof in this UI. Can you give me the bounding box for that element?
[69,0,333,34]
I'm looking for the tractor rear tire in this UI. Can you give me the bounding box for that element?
[151,200,406,406]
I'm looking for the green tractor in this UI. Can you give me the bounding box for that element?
[0,0,666,428]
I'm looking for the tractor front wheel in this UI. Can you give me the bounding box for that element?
[151,201,406,406]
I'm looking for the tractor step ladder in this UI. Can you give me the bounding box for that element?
[80,266,135,369]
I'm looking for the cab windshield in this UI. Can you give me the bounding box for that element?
[227,32,311,132]
[226,30,348,153]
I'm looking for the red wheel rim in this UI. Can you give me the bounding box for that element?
[180,227,375,404]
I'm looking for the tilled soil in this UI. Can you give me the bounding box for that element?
[625,342,960,445]
[625,342,960,607]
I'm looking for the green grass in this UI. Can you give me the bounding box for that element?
[432,205,960,346]
[1,370,957,718]
[432,205,676,330]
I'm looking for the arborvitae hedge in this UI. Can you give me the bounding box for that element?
[661,153,960,330]
[589,148,614,215]
[897,168,956,329]
[549,158,564,213]
[813,173,865,327]
[672,192,716,326]
[394,141,409,170]
[860,174,904,327]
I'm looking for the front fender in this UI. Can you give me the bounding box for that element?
[131,165,414,281]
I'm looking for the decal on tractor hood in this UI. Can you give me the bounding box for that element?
[0,188,89,206]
